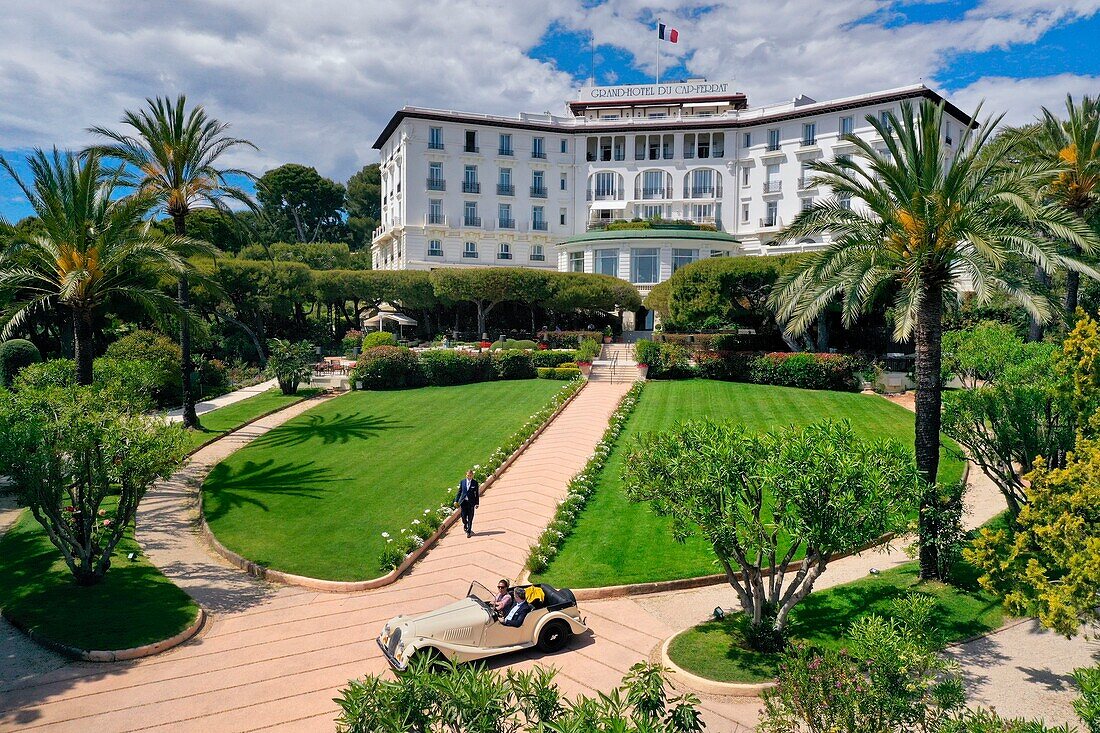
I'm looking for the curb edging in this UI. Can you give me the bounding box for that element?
[2,606,206,663]
[201,381,588,593]
[659,634,777,697]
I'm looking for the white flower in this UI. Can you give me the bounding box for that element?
[411,519,421,526]
[381,532,390,538]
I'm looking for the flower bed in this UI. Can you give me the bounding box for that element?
[525,381,644,574]
[378,378,584,571]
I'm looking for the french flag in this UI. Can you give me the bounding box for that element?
[658,22,678,43]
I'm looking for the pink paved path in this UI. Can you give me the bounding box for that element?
[1,382,766,732]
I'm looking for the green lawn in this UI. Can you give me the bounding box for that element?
[534,380,966,588]
[667,556,1005,683]
[183,388,320,453]
[0,506,200,651]
[201,380,565,581]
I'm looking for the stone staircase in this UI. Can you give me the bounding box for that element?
[589,342,638,383]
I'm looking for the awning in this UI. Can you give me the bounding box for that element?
[362,312,418,327]
[589,200,630,210]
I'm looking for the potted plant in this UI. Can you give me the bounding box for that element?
[536,341,549,350]
[636,362,649,380]
[577,359,592,377]
[603,325,613,344]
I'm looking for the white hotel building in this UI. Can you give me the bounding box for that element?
[371,82,970,327]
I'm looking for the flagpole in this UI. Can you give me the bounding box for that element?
[656,18,660,84]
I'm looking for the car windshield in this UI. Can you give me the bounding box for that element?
[467,581,496,613]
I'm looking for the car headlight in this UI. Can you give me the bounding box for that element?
[395,642,406,657]
[380,623,392,643]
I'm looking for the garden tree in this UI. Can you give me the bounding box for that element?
[943,342,1075,516]
[967,432,1100,637]
[624,419,918,650]
[941,321,1028,388]
[0,386,185,585]
[213,258,314,356]
[547,272,641,314]
[158,207,250,254]
[89,94,256,428]
[104,329,183,407]
[0,149,190,385]
[431,267,553,336]
[334,658,703,733]
[769,98,1099,580]
[345,163,381,248]
[1014,95,1100,318]
[237,242,370,270]
[312,269,436,329]
[1057,310,1100,430]
[256,163,349,244]
[265,338,314,395]
[644,279,672,321]
[666,254,805,332]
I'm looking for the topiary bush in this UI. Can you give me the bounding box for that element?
[530,350,577,368]
[352,346,425,390]
[537,366,582,380]
[419,350,485,386]
[493,349,536,380]
[489,338,538,351]
[104,330,182,406]
[750,352,858,391]
[362,331,398,349]
[0,339,42,387]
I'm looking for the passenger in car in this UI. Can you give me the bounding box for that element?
[493,580,513,615]
[501,587,531,627]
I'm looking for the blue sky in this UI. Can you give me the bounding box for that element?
[2,0,1100,222]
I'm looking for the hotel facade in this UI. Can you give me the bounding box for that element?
[371,82,970,328]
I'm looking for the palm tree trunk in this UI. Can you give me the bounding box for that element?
[73,310,94,386]
[1065,244,1082,319]
[174,214,200,429]
[914,283,944,580]
[1029,268,1048,342]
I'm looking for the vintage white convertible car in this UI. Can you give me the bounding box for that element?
[377,581,588,670]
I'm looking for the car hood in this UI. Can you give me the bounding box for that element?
[390,597,491,644]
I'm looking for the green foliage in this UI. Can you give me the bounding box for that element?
[238,241,368,269]
[633,339,660,366]
[649,342,695,379]
[352,346,425,390]
[749,352,859,392]
[105,329,183,405]
[548,271,642,311]
[1074,662,1100,733]
[1058,310,1100,428]
[624,419,918,647]
[666,255,804,333]
[537,366,581,380]
[644,279,672,320]
[920,481,967,583]
[334,660,702,733]
[341,329,363,354]
[345,163,381,248]
[12,359,78,391]
[938,708,1077,733]
[575,338,602,363]
[530,350,577,368]
[256,163,349,243]
[419,350,490,386]
[0,387,185,585]
[362,330,398,349]
[493,349,536,380]
[942,321,1028,388]
[92,357,162,411]
[0,338,41,386]
[265,338,315,395]
[967,433,1100,636]
[489,338,538,351]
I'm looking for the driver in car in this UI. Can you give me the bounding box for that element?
[500,587,531,627]
[492,580,513,615]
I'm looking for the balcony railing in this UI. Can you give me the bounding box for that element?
[497,250,513,260]
[428,141,444,150]
[800,137,817,147]
[462,181,480,194]
[530,186,548,198]
[797,177,815,190]
[587,190,621,201]
[463,216,482,227]
[532,220,548,231]
[686,185,721,198]
[426,213,446,226]
[766,141,781,152]
[531,150,547,159]
[427,178,446,191]
[760,215,783,228]
[498,218,515,229]
[640,186,667,199]
[498,147,514,156]
[764,181,783,193]
[462,250,479,258]
[497,183,514,196]
[464,145,479,153]
[530,253,546,261]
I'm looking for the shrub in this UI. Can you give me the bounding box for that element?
[493,350,536,380]
[537,366,581,380]
[489,338,538,351]
[362,331,398,349]
[265,339,315,395]
[575,338,602,363]
[530,350,577,368]
[197,358,231,397]
[750,352,858,391]
[352,346,425,390]
[341,329,364,355]
[1074,662,1100,733]
[650,342,695,379]
[92,357,161,411]
[13,359,78,391]
[0,339,41,387]
[710,332,740,351]
[633,339,659,366]
[419,350,484,386]
[104,329,182,406]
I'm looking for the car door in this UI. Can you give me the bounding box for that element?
[480,606,547,649]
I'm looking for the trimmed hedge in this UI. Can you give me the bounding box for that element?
[749,352,859,391]
[362,331,398,349]
[0,339,41,387]
[419,350,493,386]
[352,346,426,390]
[537,366,582,380]
[352,348,548,390]
[530,350,578,368]
[494,349,537,380]
[489,339,538,351]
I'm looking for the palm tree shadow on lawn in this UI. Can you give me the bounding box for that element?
[251,412,406,449]
[202,458,337,523]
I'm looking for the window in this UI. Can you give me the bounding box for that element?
[613,136,626,161]
[531,170,546,197]
[945,124,953,145]
[672,248,699,273]
[560,139,568,154]
[635,135,646,161]
[463,201,480,227]
[630,248,660,284]
[801,197,814,212]
[663,134,674,159]
[839,192,852,210]
[594,171,617,199]
[801,123,816,146]
[765,201,779,226]
[595,249,619,276]
[697,132,710,158]
[640,204,666,220]
[712,132,724,157]
[532,205,546,230]
[684,133,695,159]
[531,243,546,261]
[689,168,717,197]
[642,169,665,199]
[765,163,781,193]
[742,166,750,186]
[879,110,892,132]
[429,127,444,150]
[463,241,478,258]
[587,137,598,162]
[498,242,512,260]
[498,203,513,228]
[569,251,585,272]
[428,162,444,190]
[427,239,443,257]
[767,128,781,151]
[497,167,513,196]
[741,203,750,223]
[742,132,752,148]
[840,116,854,136]
[560,173,568,191]
[532,136,546,159]
[463,165,479,193]
[464,130,478,153]
[559,207,567,226]
[499,133,513,155]
[648,135,660,160]
[690,203,713,222]
[428,199,444,225]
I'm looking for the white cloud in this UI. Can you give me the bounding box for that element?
[951,73,1100,126]
[0,0,1097,188]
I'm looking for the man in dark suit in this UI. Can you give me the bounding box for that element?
[454,469,480,538]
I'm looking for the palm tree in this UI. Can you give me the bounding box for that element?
[1015,95,1100,318]
[88,95,256,428]
[768,99,1098,580]
[0,149,187,384]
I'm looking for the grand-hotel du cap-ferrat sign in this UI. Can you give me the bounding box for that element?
[576,81,735,101]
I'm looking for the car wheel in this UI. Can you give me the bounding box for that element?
[536,620,572,653]
[405,646,445,672]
